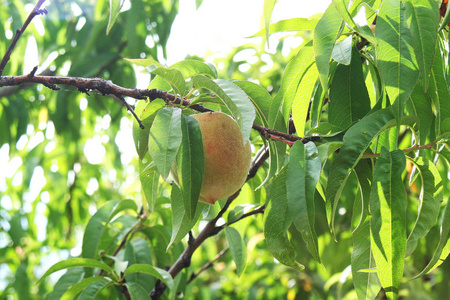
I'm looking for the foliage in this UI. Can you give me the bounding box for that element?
[1,0,449,299]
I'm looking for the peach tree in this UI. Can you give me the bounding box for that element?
[1,0,449,299]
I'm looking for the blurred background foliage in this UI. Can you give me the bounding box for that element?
[0,0,448,299]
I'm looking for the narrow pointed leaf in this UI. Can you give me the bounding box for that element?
[287,141,321,262]
[177,116,204,220]
[376,0,419,122]
[329,47,371,130]
[428,46,450,136]
[170,59,217,79]
[264,167,305,271]
[192,75,255,143]
[413,197,450,278]
[71,278,112,300]
[326,107,395,237]
[279,42,315,125]
[332,0,377,44]
[148,107,182,179]
[107,0,123,34]
[39,258,114,283]
[406,157,443,257]
[406,82,433,145]
[352,161,381,300]
[82,200,138,267]
[60,277,110,300]
[151,67,186,97]
[263,0,276,41]
[250,17,319,37]
[168,184,206,249]
[225,227,247,276]
[124,264,175,293]
[314,2,344,92]
[234,80,270,128]
[331,35,353,65]
[132,99,165,159]
[139,156,160,212]
[404,0,439,90]
[291,63,319,137]
[125,282,152,300]
[370,148,407,300]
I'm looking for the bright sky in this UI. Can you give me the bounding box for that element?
[166,0,332,64]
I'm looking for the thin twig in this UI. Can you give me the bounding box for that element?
[362,141,437,159]
[0,0,48,76]
[186,248,229,285]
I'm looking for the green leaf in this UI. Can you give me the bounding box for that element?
[234,80,270,128]
[151,67,186,97]
[177,115,204,220]
[250,17,320,37]
[170,59,217,79]
[287,141,321,262]
[413,197,450,278]
[332,0,377,45]
[48,268,85,300]
[125,282,151,300]
[329,47,371,130]
[352,161,381,300]
[39,258,115,283]
[428,46,450,136]
[291,62,319,137]
[314,2,344,93]
[133,99,166,159]
[406,82,434,145]
[278,41,315,126]
[376,0,419,124]
[72,278,112,300]
[82,200,138,274]
[124,239,155,291]
[192,75,255,143]
[148,107,182,179]
[403,0,439,90]
[263,0,276,41]
[139,155,160,212]
[331,35,353,65]
[225,227,247,276]
[263,167,305,271]
[326,107,395,237]
[406,157,443,257]
[106,0,124,35]
[370,148,407,300]
[124,57,163,69]
[124,264,175,293]
[168,184,206,249]
[60,277,110,300]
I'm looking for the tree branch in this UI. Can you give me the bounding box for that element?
[0,0,48,76]
[186,248,229,285]
[0,71,319,144]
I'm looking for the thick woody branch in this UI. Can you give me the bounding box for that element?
[0,71,318,144]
